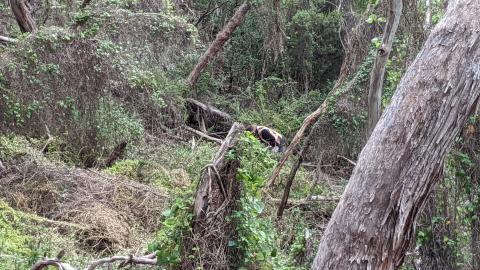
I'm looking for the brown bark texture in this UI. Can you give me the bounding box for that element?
[9,0,37,33]
[312,1,480,269]
[182,123,244,269]
[187,1,251,87]
[367,0,403,137]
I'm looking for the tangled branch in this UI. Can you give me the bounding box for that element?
[30,252,157,270]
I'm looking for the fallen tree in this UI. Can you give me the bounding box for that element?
[187,1,251,87]
[312,1,480,268]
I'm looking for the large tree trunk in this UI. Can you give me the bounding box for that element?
[187,1,251,87]
[9,0,37,33]
[366,0,403,137]
[312,1,480,269]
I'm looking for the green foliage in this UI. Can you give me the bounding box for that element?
[105,159,147,180]
[0,200,91,270]
[326,51,374,136]
[229,133,298,269]
[149,193,194,267]
[231,77,327,137]
[0,135,29,161]
[236,132,277,195]
[95,97,144,149]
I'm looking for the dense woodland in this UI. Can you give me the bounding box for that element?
[0,0,479,269]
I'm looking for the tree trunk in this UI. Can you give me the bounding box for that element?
[187,1,251,87]
[182,123,244,269]
[9,0,37,33]
[366,0,403,138]
[312,1,480,269]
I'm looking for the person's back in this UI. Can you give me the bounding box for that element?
[246,125,286,153]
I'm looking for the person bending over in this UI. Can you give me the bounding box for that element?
[246,125,286,153]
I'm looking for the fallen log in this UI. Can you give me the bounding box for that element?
[86,253,157,270]
[186,98,233,123]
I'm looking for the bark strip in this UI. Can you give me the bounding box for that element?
[312,1,480,269]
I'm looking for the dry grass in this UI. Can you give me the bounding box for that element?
[0,148,168,253]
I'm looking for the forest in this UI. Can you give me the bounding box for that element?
[0,0,479,269]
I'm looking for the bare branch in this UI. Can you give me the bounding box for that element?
[0,35,17,44]
[266,101,328,188]
[184,125,223,144]
[366,0,403,137]
[86,253,157,270]
[187,1,251,87]
[186,98,233,123]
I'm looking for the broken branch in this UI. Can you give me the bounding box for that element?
[266,101,328,187]
[187,1,251,86]
[86,252,157,270]
[186,98,233,123]
[184,125,223,144]
[0,35,17,44]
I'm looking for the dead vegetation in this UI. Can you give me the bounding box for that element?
[0,145,168,253]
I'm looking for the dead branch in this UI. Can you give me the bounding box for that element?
[266,101,328,187]
[337,155,357,166]
[277,154,303,218]
[30,252,156,270]
[0,35,17,44]
[31,250,75,270]
[270,195,340,209]
[187,1,251,86]
[86,252,157,270]
[184,125,223,144]
[366,0,403,137]
[104,140,127,167]
[186,98,233,123]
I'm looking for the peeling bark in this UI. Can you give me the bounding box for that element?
[366,0,403,138]
[9,0,37,33]
[312,1,480,269]
[187,1,251,87]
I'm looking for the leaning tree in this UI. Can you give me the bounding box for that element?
[312,0,480,269]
